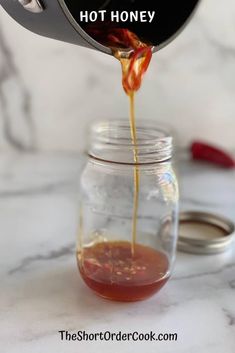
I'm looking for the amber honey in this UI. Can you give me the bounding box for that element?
[77,242,169,302]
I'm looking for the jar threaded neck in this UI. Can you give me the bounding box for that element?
[88,119,172,165]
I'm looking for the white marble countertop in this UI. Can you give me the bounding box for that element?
[0,153,235,353]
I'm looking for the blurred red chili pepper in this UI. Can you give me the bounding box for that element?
[191,141,235,169]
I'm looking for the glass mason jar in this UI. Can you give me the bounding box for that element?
[77,120,179,302]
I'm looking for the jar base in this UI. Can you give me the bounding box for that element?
[77,241,170,302]
[80,272,169,302]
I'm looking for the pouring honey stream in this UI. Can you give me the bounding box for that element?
[87,25,153,254]
[114,36,152,255]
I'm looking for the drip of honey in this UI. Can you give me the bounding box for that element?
[77,242,169,302]
[77,25,169,301]
[129,92,139,254]
[86,24,152,252]
[113,32,152,253]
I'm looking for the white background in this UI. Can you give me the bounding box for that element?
[0,0,234,152]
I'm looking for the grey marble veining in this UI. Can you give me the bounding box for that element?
[0,0,235,152]
[0,153,234,353]
[8,242,75,275]
[0,23,36,151]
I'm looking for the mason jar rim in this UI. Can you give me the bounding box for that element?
[87,119,173,165]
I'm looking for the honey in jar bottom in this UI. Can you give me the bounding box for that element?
[77,241,169,302]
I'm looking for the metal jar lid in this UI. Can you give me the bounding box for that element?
[178,211,235,254]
